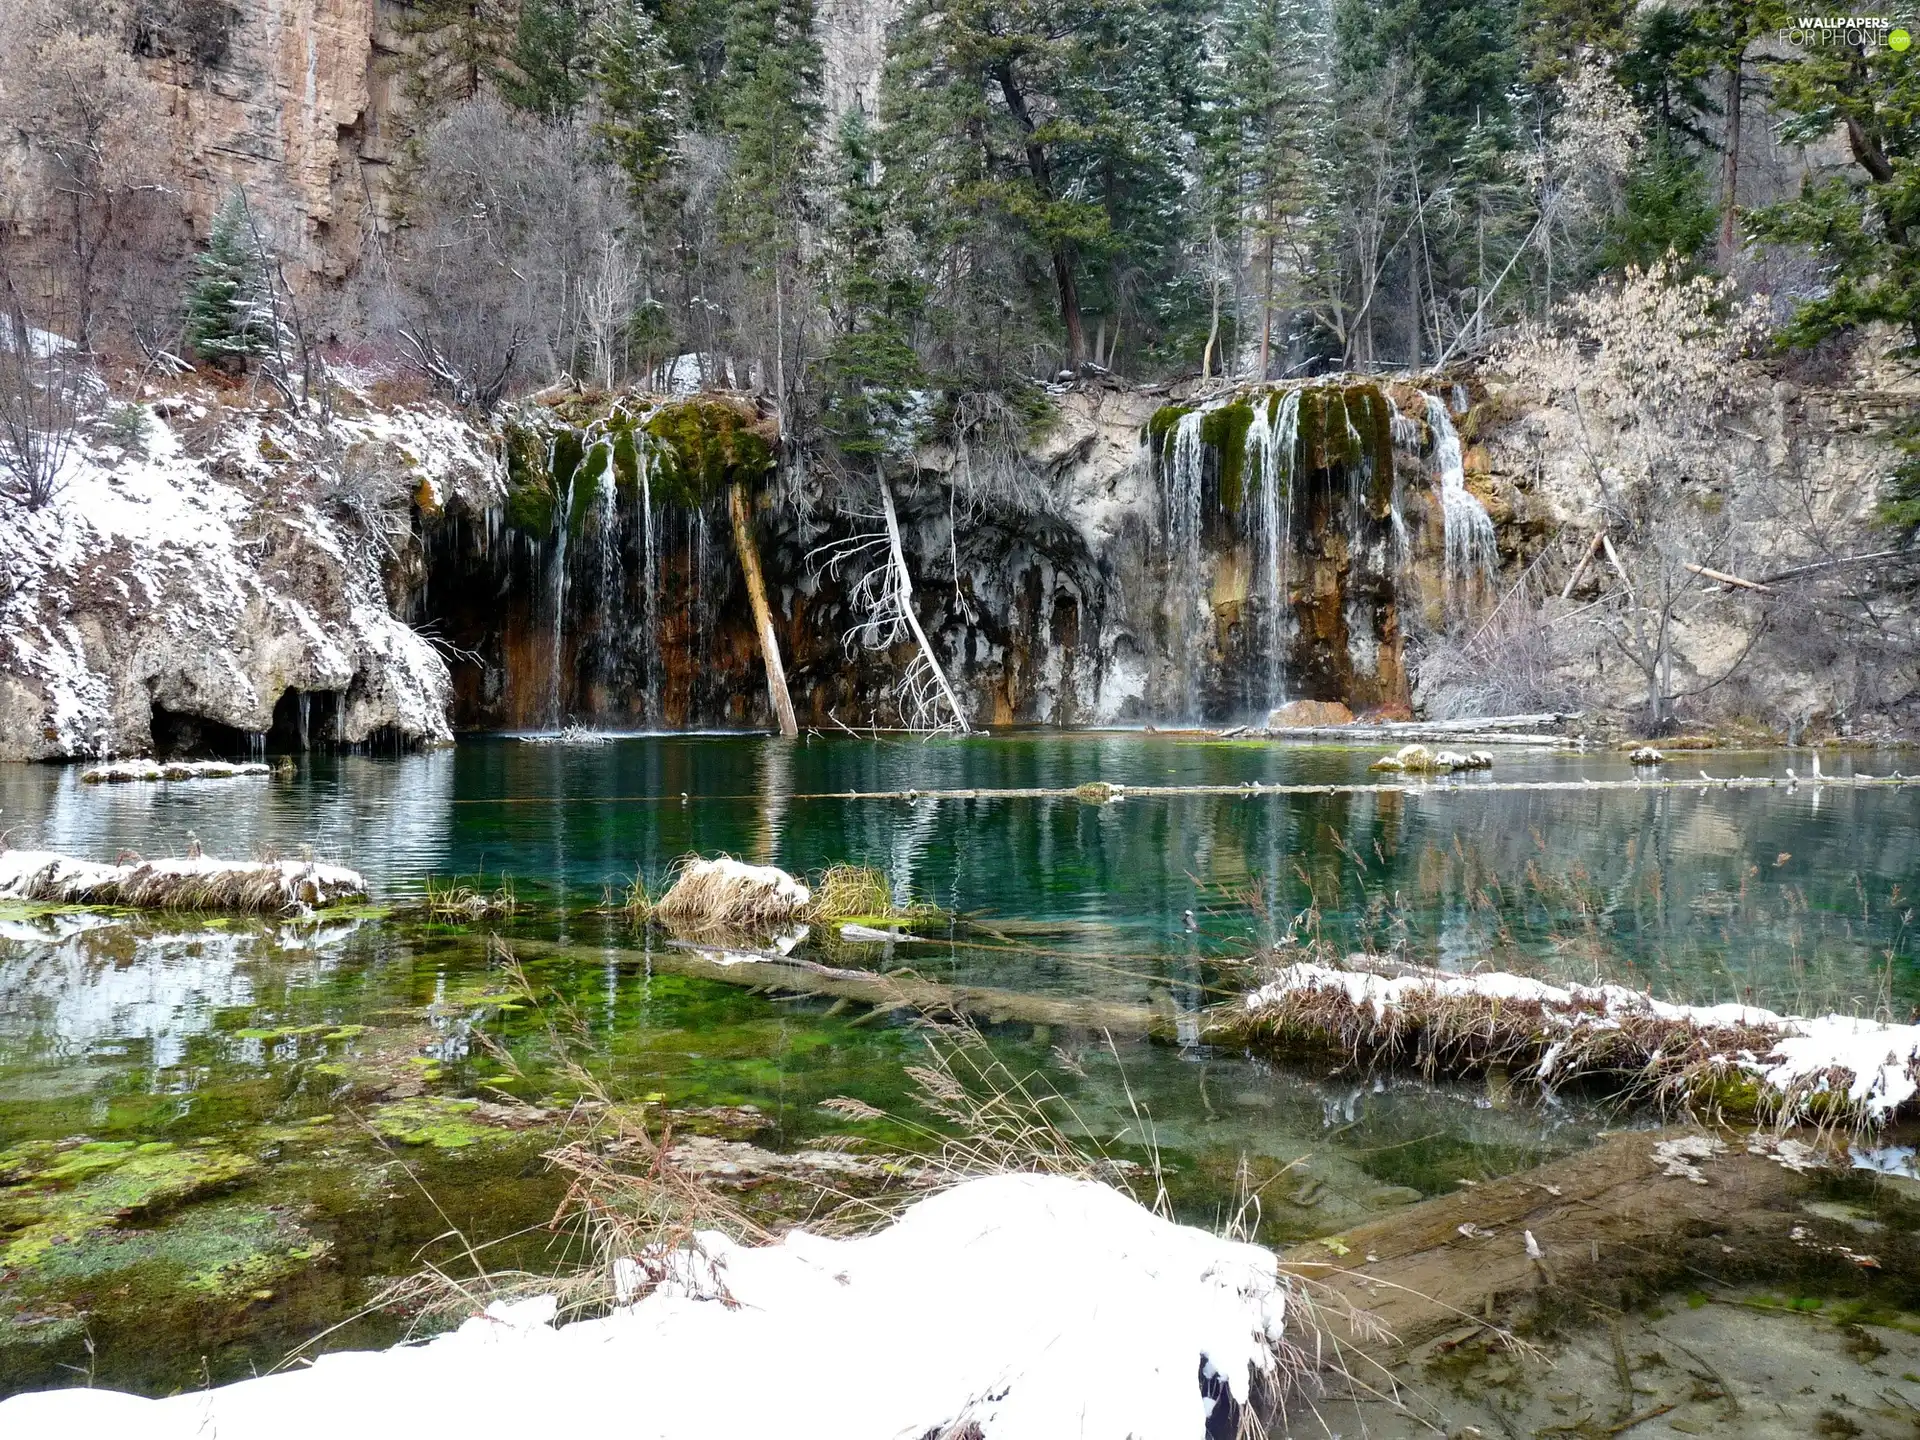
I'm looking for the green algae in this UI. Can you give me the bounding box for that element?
[1,1142,260,1268]
[1199,400,1256,510]
[367,1097,506,1150]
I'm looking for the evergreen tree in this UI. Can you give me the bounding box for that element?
[714,0,822,400]
[592,0,682,209]
[881,0,1200,372]
[396,0,517,115]
[1600,133,1717,271]
[499,0,597,118]
[1203,0,1325,376]
[1749,15,1920,353]
[819,108,925,468]
[184,190,275,368]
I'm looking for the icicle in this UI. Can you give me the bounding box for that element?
[1424,393,1496,601]
[297,691,311,751]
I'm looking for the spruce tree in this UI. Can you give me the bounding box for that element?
[819,107,925,468]
[593,0,682,208]
[184,190,274,368]
[498,0,597,118]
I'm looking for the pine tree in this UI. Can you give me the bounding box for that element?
[592,0,682,208]
[184,190,274,369]
[880,0,1199,373]
[819,108,924,467]
[395,0,517,116]
[717,0,822,401]
[1204,0,1325,377]
[498,0,597,118]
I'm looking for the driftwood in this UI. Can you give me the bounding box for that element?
[1685,561,1772,594]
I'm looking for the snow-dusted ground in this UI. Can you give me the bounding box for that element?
[0,379,498,760]
[1247,961,1920,1122]
[0,1173,1299,1440]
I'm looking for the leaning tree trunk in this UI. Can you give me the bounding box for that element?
[878,468,969,733]
[728,481,799,737]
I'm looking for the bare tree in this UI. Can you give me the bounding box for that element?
[0,0,165,348]
[0,287,81,510]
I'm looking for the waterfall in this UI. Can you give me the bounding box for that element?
[1424,393,1496,598]
[547,461,575,727]
[297,690,311,751]
[592,448,620,702]
[637,443,659,725]
[1162,409,1208,721]
[1243,389,1298,709]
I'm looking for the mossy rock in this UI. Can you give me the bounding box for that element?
[1199,401,1256,510]
[643,398,776,506]
[1146,403,1194,449]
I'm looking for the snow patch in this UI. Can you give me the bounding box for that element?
[0,1173,1300,1440]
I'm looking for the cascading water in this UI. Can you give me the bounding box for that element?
[592,447,620,700]
[1162,409,1208,721]
[1242,389,1299,710]
[547,454,576,727]
[1424,393,1496,601]
[637,444,659,725]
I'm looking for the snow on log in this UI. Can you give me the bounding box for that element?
[81,760,271,783]
[0,850,367,912]
[0,1173,1305,1440]
[1237,959,1920,1127]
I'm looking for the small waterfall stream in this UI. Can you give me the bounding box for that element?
[1243,390,1299,710]
[1163,410,1208,721]
[547,458,576,727]
[637,445,659,724]
[1423,394,1496,601]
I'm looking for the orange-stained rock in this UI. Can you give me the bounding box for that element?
[1267,700,1354,728]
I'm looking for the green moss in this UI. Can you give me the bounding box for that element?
[1345,384,1396,517]
[1298,388,1325,470]
[1146,404,1193,450]
[1,1142,260,1268]
[643,399,776,506]
[367,1097,503,1150]
[1200,401,1256,510]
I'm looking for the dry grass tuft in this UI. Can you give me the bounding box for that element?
[620,872,657,925]
[421,877,520,921]
[651,854,810,932]
[1228,958,1872,1132]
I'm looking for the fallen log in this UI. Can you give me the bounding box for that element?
[513,937,1177,1038]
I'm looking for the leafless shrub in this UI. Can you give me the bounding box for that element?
[0,297,81,510]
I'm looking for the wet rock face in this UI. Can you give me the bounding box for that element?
[415,384,1437,731]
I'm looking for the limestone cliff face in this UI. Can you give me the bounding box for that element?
[106,0,404,285]
[0,381,498,761]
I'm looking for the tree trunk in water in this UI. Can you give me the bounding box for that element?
[728,481,798,738]
[1718,57,1743,266]
[878,467,969,732]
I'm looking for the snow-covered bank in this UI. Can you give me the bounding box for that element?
[80,759,271,782]
[0,1173,1303,1440]
[0,380,497,760]
[0,849,367,912]
[1239,960,1920,1126]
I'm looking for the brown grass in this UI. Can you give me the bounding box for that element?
[1226,958,1870,1132]
[6,855,365,913]
[420,877,520,921]
[651,855,809,932]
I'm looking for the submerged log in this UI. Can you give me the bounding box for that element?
[514,937,1176,1038]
